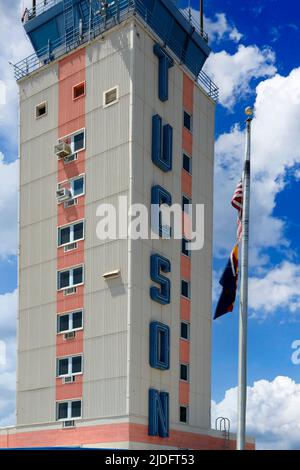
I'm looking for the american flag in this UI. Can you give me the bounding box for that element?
[231,179,243,241]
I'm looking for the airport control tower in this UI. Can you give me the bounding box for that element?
[0,0,248,449]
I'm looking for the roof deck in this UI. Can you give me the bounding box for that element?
[15,0,218,101]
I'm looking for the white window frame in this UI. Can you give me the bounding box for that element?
[57,265,84,291]
[57,310,83,334]
[180,321,190,341]
[57,220,85,247]
[58,128,86,154]
[179,405,189,424]
[180,363,189,382]
[35,101,48,119]
[182,152,192,175]
[57,174,85,200]
[56,354,83,377]
[103,86,119,108]
[56,399,82,421]
[183,110,193,132]
[181,279,191,299]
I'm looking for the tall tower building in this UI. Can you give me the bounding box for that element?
[0,0,250,449]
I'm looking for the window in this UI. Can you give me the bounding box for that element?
[58,175,85,201]
[73,82,85,100]
[181,279,191,299]
[72,176,85,197]
[57,266,84,290]
[182,195,192,214]
[182,153,192,174]
[183,110,192,132]
[180,406,188,423]
[58,221,84,247]
[35,101,47,119]
[57,310,83,333]
[57,355,82,377]
[180,321,190,340]
[59,129,85,155]
[103,86,119,107]
[181,238,191,257]
[180,363,189,382]
[57,400,82,421]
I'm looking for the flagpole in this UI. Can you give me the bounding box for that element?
[236,107,253,450]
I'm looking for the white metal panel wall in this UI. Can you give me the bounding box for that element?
[129,25,184,424]
[17,388,55,426]
[17,65,58,426]
[129,23,215,430]
[83,26,133,419]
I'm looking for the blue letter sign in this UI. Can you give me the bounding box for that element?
[153,44,174,102]
[152,114,173,172]
[148,389,169,437]
[149,321,170,370]
[150,253,171,305]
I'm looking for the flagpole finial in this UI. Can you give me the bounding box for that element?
[245,107,253,120]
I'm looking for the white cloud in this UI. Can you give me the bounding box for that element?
[0,153,18,258]
[213,67,300,275]
[204,13,243,44]
[0,290,17,427]
[179,9,242,45]
[204,45,277,109]
[249,262,300,315]
[212,376,300,449]
[0,0,33,154]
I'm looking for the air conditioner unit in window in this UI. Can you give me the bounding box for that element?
[63,375,75,384]
[55,142,72,159]
[63,287,77,296]
[63,153,76,164]
[56,187,72,203]
[64,331,76,340]
[63,420,75,428]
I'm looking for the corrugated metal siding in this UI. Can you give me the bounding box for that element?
[17,388,55,426]
[18,64,58,426]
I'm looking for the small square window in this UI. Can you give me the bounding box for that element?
[180,321,190,340]
[180,406,188,423]
[183,153,192,174]
[103,86,119,107]
[181,279,190,299]
[183,111,192,131]
[180,363,189,381]
[35,101,47,119]
[73,82,85,100]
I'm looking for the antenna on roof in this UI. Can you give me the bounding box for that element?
[200,0,204,35]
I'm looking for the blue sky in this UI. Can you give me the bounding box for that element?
[1,0,300,449]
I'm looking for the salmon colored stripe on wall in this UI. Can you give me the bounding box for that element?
[0,422,254,449]
[182,127,193,155]
[56,330,84,357]
[56,48,86,405]
[179,339,190,363]
[183,74,194,114]
[180,72,193,413]
[181,255,191,281]
[179,381,190,406]
[181,170,192,198]
[56,375,83,401]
